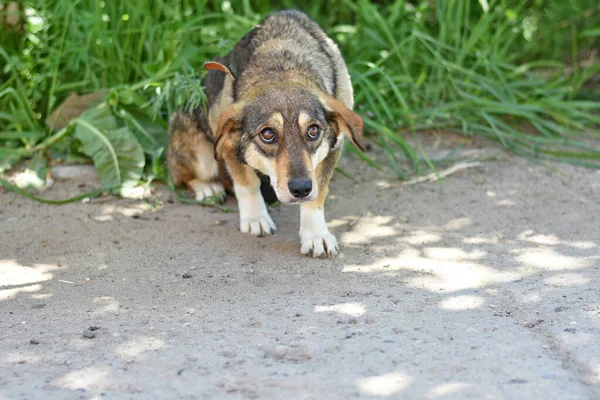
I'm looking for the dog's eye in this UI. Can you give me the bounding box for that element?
[259,128,277,143]
[307,125,320,141]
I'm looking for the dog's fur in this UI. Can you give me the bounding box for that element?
[167,10,364,258]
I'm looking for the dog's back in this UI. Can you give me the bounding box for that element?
[206,10,354,127]
[233,11,338,99]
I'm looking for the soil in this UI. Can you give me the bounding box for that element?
[1,142,599,399]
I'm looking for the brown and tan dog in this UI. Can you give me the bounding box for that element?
[167,10,364,258]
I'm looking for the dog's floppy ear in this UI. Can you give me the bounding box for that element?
[213,104,242,161]
[322,96,365,152]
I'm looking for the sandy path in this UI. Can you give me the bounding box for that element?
[1,146,599,399]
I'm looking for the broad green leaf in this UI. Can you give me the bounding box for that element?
[74,106,144,189]
[120,108,168,153]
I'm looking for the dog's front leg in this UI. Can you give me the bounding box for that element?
[228,161,276,237]
[300,201,338,258]
[299,150,340,258]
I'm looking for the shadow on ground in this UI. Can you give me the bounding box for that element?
[1,148,599,399]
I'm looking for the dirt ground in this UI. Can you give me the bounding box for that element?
[1,142,599,399]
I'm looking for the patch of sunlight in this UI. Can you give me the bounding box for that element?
[514,247,594,271]
[31,292,52,299]
[440,295,484,310]
[53,367,111,390]
[463,235,502,245]
[400,230,442,245]
[343,250,516,292]
[328,218,351,229]
[343,257,401,273]
[496,199,515,207]
[568,241,597,250]
[357,372,412,397]
[423,247,486,261]
[0,260,59,300]
[0,260,55,286]
[444,218,472,230]
[517,230,558,245]
[410,263,517,292]
[520,292,542,303]
[91,215,113,222]
[516,231,596,249]
[92,296,120,313]
[115,337,165,361]
[4,352,43,365]
[545,273,590,287]
[314,302,366,317]
[428,382,471,398]
[343,216,396,244]
[0,284,42,301]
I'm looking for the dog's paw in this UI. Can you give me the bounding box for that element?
[300,231,339,258]
[240,213,276,237]
[192,182,226,203]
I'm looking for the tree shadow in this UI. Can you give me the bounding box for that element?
[1,151,599,398]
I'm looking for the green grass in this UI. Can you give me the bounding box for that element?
[1,0,600,194]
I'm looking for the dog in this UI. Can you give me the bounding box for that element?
[167,10,364,258]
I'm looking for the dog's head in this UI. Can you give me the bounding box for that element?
[214,85,364,204]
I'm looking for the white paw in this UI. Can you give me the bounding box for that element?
[240,214,276,237]
[300,231,339,258]
[191,181,225,203]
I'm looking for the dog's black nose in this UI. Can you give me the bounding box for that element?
[288,179,312,199]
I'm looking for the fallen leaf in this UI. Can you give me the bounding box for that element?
[0,2,23,30]
[46,90,108,130]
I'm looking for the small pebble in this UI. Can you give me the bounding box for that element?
[345,331,354,339]
[83,330,96,339]
[564,328,577,333]
[30,339,40,345]
[274,345,289,358]
[182,272,193,279]
[525,319,543,328]
[32,304,46,309]
[508,378,528,384]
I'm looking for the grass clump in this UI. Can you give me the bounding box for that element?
[1,0,599,195]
